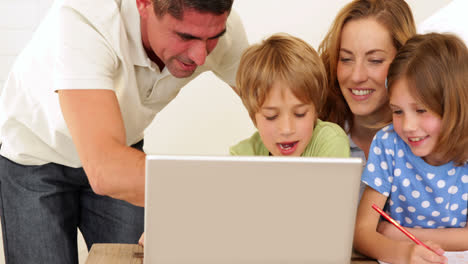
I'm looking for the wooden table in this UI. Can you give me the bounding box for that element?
[86,244,143,264]
[85,244,378,264]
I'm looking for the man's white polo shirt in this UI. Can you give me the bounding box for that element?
[0,0,248,167]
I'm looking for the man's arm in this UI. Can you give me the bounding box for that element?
[59,89,145,206]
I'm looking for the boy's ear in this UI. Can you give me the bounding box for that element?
[136,0,153,19]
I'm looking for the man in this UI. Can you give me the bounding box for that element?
[0,0,248,263]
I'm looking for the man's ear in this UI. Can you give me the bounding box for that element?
[136,0,152,19]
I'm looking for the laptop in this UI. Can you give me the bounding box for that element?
[144,155,363,264]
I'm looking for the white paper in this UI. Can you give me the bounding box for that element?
[378,251,468,264]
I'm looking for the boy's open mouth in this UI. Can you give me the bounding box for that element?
[278,141,298,150]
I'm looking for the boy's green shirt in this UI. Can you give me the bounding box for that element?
[230,119,350,157]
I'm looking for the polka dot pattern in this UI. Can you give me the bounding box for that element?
[398,150,404,157]
[381,162,388,170]
[374,178,382,187]
[402,179,410,187]
[394,169,401,177]
[437,180,446,188]
[361,125,468,229]
[462,175,468,183]
[374,147,382,155]
[448,186,458,194]
[382,133,389,140]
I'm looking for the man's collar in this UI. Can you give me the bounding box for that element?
[121,0,152,67]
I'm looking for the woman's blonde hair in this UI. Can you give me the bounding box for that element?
[387,33,468,166]
[318,0,416,132]
[236,33,327,124]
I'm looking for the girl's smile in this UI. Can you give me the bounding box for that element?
[390,78,443,165]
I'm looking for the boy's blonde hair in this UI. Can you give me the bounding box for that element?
[387,33,468,166]
[236,33,327,124]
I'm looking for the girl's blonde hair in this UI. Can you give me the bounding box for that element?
[318,0,416,132]
[387,33,468,166]
[236,33,327,124]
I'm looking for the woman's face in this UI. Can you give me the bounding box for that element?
[337,18,397,119]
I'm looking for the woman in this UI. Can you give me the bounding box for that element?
[319,0,416,161]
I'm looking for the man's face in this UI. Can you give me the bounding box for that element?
[139,1,228,78]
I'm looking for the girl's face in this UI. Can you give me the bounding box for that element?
[255,81,316,156]
[390,78,443,166]
[337,18,397,118]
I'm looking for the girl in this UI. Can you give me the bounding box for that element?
[354,33,468,264]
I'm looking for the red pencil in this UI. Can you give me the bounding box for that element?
[371,204,436,253]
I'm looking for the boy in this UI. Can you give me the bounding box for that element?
[230,33,350,157]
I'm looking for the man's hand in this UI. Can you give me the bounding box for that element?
[139,232,145,247]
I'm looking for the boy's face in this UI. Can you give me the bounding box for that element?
[255,82,317,156]
[389,78,443,166]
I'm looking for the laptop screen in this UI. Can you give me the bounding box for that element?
[144,155,362,264]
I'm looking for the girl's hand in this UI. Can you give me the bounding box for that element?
[403,241,447,264]
[138,232,145,247]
